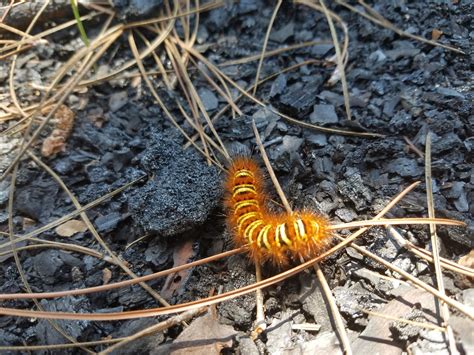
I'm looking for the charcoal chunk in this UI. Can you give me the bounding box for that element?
[387,158,423,177]
[279,79,322,113]
[15,178,59,221]
[128,131,221,237]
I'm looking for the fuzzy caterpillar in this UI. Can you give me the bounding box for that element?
[225,157,331,266]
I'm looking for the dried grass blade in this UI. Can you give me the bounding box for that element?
[1,31,121,181]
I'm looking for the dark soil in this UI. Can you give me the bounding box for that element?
[0,0,472,354]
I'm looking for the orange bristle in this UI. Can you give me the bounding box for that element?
[225,157,332,266]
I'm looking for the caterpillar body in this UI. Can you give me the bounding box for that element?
[225,157,331,266]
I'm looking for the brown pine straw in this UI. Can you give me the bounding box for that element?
[6,3,95,352]
[425,133,459,354]
[252,118,352,351]
[180,42,383,138]
[99,307,208,355]
[336,0,464,54]
[315,0,352,121]
[1,30,122,181]
[359,309,446,332]
[1,212,470,321]
[0,162,469,322]
[252,0,282,95]
[388,228,473,278]
[0,216,466,302]
[0,3,470,351]
[0,176,144,250]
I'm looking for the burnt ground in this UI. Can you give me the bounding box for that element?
[0,0,473,354]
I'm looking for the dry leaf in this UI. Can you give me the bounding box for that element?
[41,104,75,157]
[22,217,36,229]
[458,249,474,269]
[454,250,474,288]
[88,107,106,128]
[351,287,438,355]
[162,240,198,300]
[154,313,237,355]
[55,219,87,237]
[431,29,443,41]
[102,268,112,284]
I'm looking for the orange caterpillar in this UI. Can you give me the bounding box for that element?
[225,156,331,266]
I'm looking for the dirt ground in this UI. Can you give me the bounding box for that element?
[0,1,472,354]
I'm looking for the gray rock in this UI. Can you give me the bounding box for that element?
[113,0,164,20]
[266,309,297,353]
[33,249,81,284]
[449,316,474,354]
[282,135,304,154]
[387,157,423,177]
[280,80,322,113]
[446,181,465,199]
[269,74,287,98]
[337,167,372,211]
[108,90,128,112]
[288,331,357,354]
[198,87,218,111]
[353,268,382,287]
[454,191,469,212]
[269,21,294,43]
[36,297,90,345]
[461,288,474,308]
[310,104,339,124]
[333,282,385,322]
[15,178,59,222]
[237,335,259,355]
[389,308,427,341]
[299,273,333,332]
[335,207,358,222]
[386,40,420,60]
[95,212,123,232]
[435,87,465,99]
[306,132,327,147]
[112,318,164,355]
[383,96,401,117]
[410,329,449,354]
